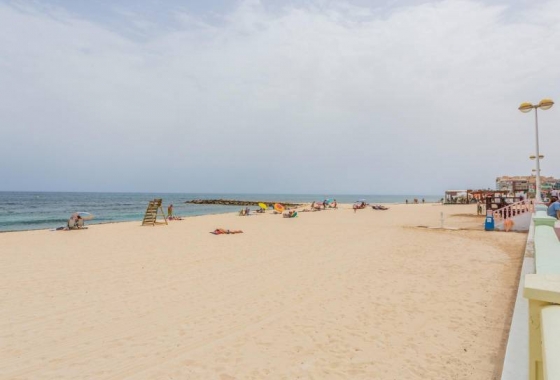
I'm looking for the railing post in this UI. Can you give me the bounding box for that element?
[524,274,560,380]
[528,299,546,380]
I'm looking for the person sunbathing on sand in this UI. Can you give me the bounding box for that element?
[283,210,299,218]
[167,216,184,220]
[372,205,389,210]
[211,228,243,235]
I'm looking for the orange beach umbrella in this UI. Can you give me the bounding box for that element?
[274,203,285,213]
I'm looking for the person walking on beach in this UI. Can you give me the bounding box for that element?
[405,199,408,204]
[168,204,173,218]
[477,201,483,215]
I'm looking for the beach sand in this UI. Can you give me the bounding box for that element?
[0,203,526,379]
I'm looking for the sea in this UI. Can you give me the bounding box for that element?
[0,192,442,232]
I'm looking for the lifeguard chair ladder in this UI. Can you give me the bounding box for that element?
[142,199,168,226]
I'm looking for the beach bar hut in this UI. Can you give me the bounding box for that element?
[444,190,467,204]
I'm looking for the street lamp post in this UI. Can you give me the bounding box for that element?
[529,155,544,198]
[519,99,554,203]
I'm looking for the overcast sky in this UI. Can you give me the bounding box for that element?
[1,0,559,195]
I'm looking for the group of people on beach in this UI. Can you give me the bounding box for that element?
[166,204,184,220]
[353,201,367,212]
[310,199,337,210]
[405,198,425,204]
[54,213,88,231]
[239,207,252,216]
[351,202,389,212]
[215,199,393,234]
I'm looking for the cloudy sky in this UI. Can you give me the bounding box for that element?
[1,0,559,195]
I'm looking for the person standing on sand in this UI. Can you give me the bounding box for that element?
[504,218,514,232]
[168,204,173,218]
[477,201,483,215]
[405,199,408,204]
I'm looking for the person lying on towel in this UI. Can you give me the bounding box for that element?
[211,228,243,235]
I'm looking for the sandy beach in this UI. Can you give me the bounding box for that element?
[0,203,526,379]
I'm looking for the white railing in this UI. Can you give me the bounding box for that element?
[493,200,534,222]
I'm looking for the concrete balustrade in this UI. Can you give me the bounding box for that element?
[524,275,560,380]
[523,220,560,380]
[533,211,556,227]
[501,215,560,380]
[533,226,560,274]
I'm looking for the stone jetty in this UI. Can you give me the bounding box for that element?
[185,199,303,208]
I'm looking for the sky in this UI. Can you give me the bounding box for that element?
[1,0,559,195]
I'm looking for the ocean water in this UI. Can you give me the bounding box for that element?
[0,192,441,232]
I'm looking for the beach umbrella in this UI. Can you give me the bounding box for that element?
[274,203,285,213]
[72,212,94,220]
[258,202,268,210]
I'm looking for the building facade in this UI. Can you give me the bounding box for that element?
[495,175,560,197]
